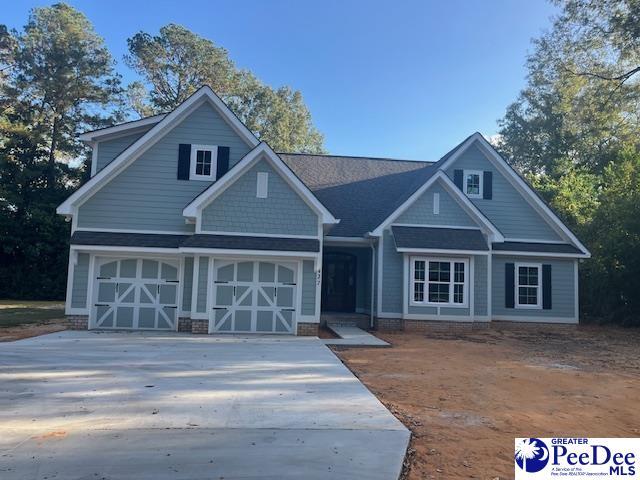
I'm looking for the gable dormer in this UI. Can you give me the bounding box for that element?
[441,134,574,244]
[58,87,259,234]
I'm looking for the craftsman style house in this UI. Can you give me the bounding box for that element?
[58,86,590,335]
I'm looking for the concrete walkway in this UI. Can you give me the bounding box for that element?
[323,325,390,347]
[0,331,408,479]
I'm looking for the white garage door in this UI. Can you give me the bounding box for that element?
[211,260,297,334]
[92,258,179,330]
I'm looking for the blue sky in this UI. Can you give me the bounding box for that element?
[5,0,557,160]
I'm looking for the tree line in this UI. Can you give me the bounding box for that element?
[497,0,640,324]
[1,1,638,325]
[0,3,324,300]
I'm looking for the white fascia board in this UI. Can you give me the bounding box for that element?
[70,245,180,255]
[57,86,260,216]
[369,171,503,241]
[323,236,371,245]
[178,247,318,258]
[439,133,590,256]
[183,142,339,226]
[78,114,166,142]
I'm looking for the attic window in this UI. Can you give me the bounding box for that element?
[190,145,218,180]
[463,169,483,198]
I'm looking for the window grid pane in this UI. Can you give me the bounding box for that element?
[414,261,425,281]
[195,150,212,176]
[412,259,466,306]
[466,174,480,195]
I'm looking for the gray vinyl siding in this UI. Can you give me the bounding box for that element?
[77,102,253,233]
[70,253,90,308]
[301,260,316,316]
[396,181,479,228]
[201,158,318,236]
[445,142,562,241]
[381,229,403,313]
[492,256,575,319]
[324,246,373,313]
[95,131,149,173]
[474,255,488,316]
[408,305,438,315]
[196,256,209,314]
[181,257,194,312]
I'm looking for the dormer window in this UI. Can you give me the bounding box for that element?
[190,145,218,180]
[463,169,483,198]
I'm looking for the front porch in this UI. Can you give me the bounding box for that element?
[321,242,374,328]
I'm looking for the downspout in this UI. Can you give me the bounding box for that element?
[370,239,376,329]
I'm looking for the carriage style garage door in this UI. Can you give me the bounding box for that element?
[92,258,180,330]
[212,260,297,334]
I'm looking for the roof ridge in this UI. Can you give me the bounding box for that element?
[279,152,434,165]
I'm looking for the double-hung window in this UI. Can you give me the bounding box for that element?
[411,258,468,307]
[190,145,218,180]
[515,263,541,308]
[463,169,483,198]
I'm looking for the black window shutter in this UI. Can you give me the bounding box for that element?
[454,169,463,190]
[505,263,515,308]
[177,144,191,180]
[216,146,230,180]
[483,171,493,199]
[542,264,552,309]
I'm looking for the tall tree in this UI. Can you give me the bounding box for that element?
[498,0,640,175]
[124,24,325,153]
[497,0,640,324]
[0,3,122,299]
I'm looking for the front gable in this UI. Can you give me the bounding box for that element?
[201,157,319,236]
[396,178,483,229]
[76,101,254,233]
[444,140,562,242]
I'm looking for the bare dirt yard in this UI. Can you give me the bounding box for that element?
[0,301,67,341]
[331,325,640,480]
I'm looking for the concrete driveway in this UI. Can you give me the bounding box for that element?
[0,331,409,479]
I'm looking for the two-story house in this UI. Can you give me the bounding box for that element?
[57,86,590,335]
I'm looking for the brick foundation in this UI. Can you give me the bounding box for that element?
[374,317,404,331]
[296,322,319,336]
[177,317,192,332]
[191,319,209,334]
[405,319,490,332]
[67,315,89,330]
[375,317,490,332]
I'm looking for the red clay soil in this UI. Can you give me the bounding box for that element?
[332,326,640,480]
[0,319,67,342]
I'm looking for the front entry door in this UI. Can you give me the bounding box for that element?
[322,253,356,312]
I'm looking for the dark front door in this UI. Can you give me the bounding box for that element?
[322,253,357,312]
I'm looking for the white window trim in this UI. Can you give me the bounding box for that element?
[256,171,269,198]
[463,169,483,199]
[190,144,218,181]
[433,192,440,214]
[515,262,542,309]
[410,257,469,308]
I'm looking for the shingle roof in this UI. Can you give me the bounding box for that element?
[182,234,319,252]
[71,231,187,248]
[280,153,436,237]
[392,226,489,251]
[70,231,319,252]
[492,241,583,254]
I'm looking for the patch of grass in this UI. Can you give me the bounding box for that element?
[0,301,65,327]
